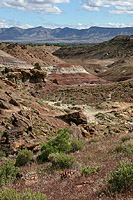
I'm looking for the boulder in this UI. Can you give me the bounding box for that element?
[70,122,83,139]
[59,111,87,125]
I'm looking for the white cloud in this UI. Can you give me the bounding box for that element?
[42,21,133,29]
[82,4,99,11]
[101,22,133,28]
[0,0,70,14]
[0,18,34,28]
[0,17,133,29]
[82,0,133,14]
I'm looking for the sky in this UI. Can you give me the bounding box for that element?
[0,0,133,29]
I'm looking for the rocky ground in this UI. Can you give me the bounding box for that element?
[0,38,133,199]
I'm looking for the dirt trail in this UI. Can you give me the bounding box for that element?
[43,100,132,123]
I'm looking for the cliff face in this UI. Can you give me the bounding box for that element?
[44,63,107,85]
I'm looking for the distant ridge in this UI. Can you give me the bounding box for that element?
[0,26,133,43]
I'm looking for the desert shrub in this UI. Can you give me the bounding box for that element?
[108,162,133,192]
[88,137,99,143]
[0,188,46,200]
[121,135,131,143]
[115,144,123,153]
[87,155,92,160]
[82,165,101,175]
[48,152,75,169]
[0,150,6,159]
[70,138,84,152]
[115,143,133,155]
[37,144,56,162]
[37,128,71,162]
[0,159,18,186]
[4,67,9,74]
[16,149,33,166]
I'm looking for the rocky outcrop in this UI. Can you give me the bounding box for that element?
[7,72,23,81]
[30,69,46,83]
[0,112,39,154]
[59,111,87,125]
[0,128,25,154]
[4,68,47,84]
[21,70,32,82]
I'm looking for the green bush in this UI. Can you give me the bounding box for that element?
[70,138,84,152]
[16,149,33,166]
[0,188,46,200]
[108,162,133,192]
[37,128,71,162]
[48,152,75,169]
[34,63,41,70]
[88,137,99,143]
[0,159,18,186]
[0,150,6,159]
[4,67,10,74]
[82,165,101,175]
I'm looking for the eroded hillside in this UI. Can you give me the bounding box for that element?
[0,37,133,200]
[54,36,133,82]
[0,43,62,67]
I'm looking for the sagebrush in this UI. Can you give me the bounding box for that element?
[108,162,133,192]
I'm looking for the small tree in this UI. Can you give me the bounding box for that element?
[4,67,10,74]
[34,63,41,70]
[37,128,71,162]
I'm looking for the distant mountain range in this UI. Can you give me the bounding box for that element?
[0,26,133,43]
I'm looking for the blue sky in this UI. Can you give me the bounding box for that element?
[0,0,133,29]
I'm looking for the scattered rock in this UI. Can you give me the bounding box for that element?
[80,124,97,138]
[24,171,38,186]
[0,100,9,109]
[22,142,40,150]
[9,98,19,107]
